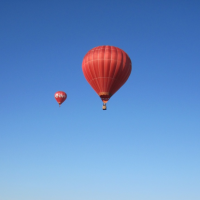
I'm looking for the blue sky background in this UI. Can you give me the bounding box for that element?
[0,0,200,199]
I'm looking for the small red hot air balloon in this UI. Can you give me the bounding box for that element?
[82,45,132,110]
[54,91,67,107]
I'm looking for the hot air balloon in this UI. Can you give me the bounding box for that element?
[54,91,67,107]
[82,45,132,110]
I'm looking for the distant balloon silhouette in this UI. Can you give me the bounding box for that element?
[54,91,67,107]
[82,45,132,110]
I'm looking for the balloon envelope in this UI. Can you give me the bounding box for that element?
[82,45,132,103]
[54,91,67,106]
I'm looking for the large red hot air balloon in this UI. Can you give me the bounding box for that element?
[54,91,67,107]
[82,45,132,110]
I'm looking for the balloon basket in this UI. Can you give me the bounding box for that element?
[102,104,107,110]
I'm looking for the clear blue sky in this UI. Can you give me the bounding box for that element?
[0,0,200,199]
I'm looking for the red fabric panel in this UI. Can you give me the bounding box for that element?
[104,46,111,91]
